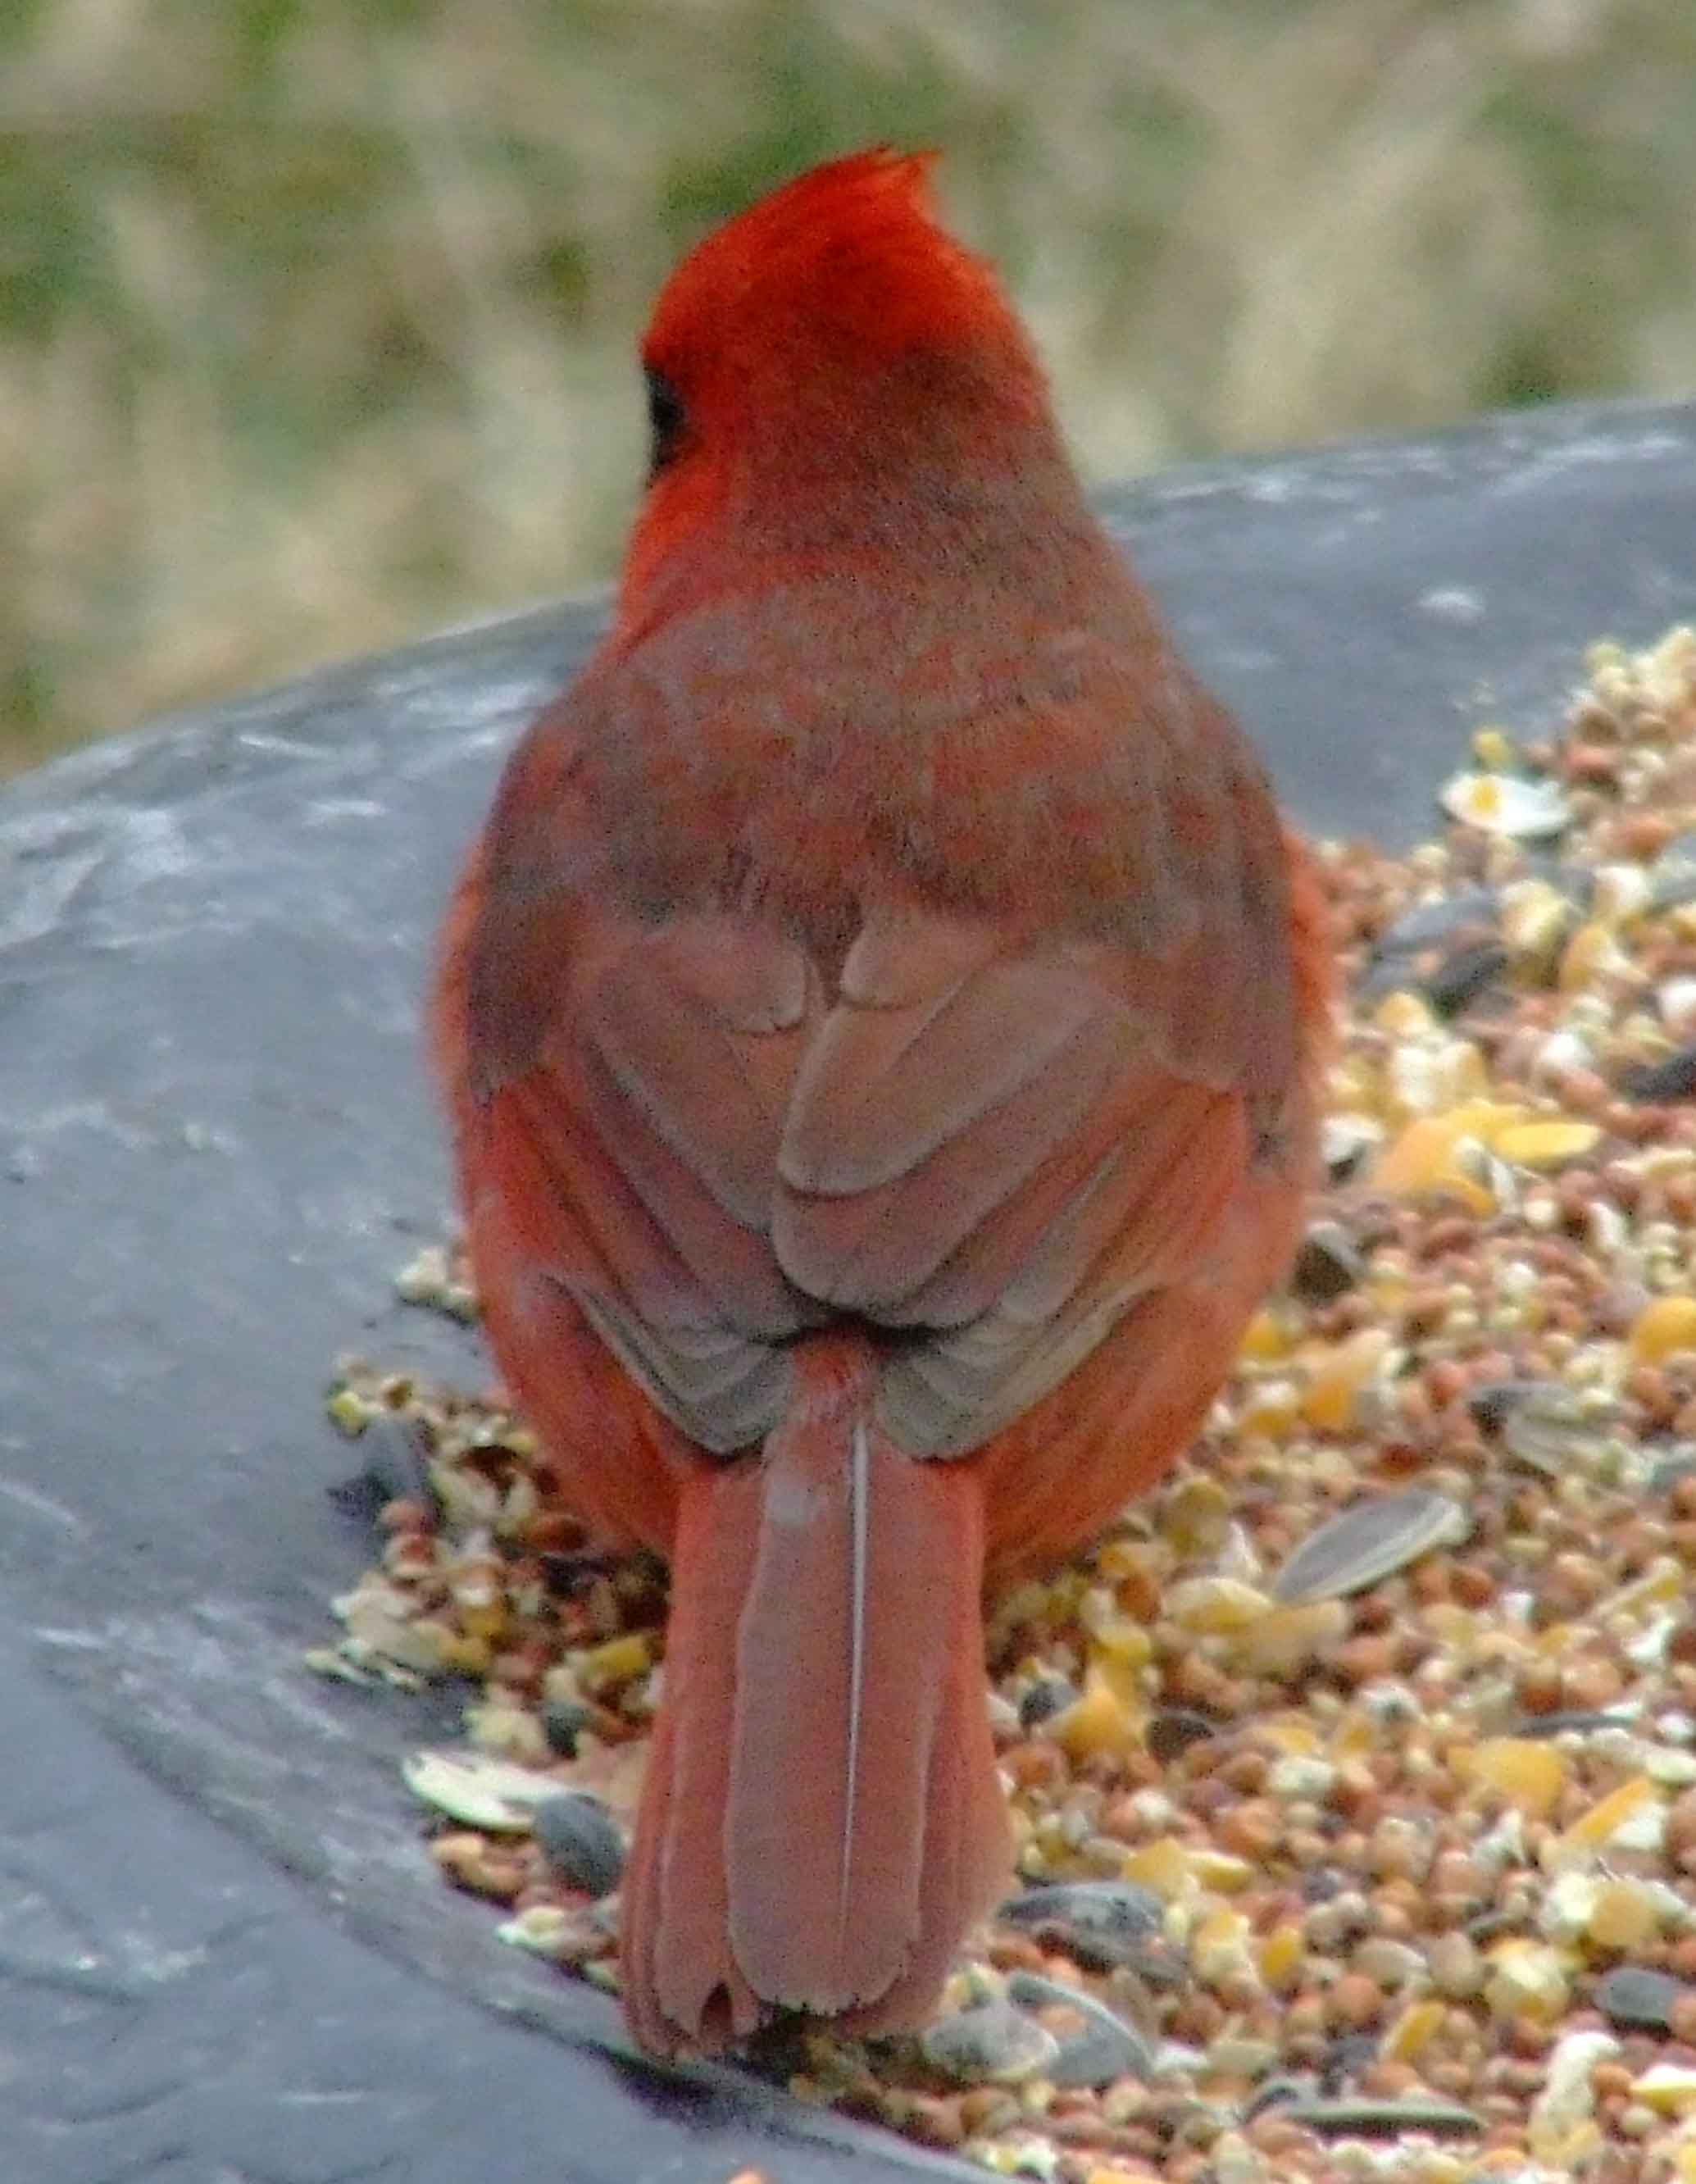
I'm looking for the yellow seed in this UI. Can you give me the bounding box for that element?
[1473,726,1518,769]
[1161,1475,1233,1555]
[1494,1119,1602,1170]
[997,1580,1055,1630]
[1121,1836,1194,1899]
[430,1831,522,1900]
[1301,1327,1394,1433]
[1385,1034,1489,1121]
[1239,1308,1295,1363]
[1374,990,1437,1037]
[1529,2122,1603,2171]
[1630,1295,1696,1364]
[1599,1554,1685,1621]
[1558,919,1632,993]
[1585,1878,1661,1952]
[1483,1939,1571,2022]
[1635,1144,1696,1180]
[1326,1706,1380,1760]
[1380,1997,1446,2063]
[1421,1604,1480,1653]
[1050,1665,1140,1760]
[459,1600,509,1645]
[1462,1737,1567,1819]
[1233,1600,1348,1677]
[465,1701,549,1763]
[1259,1712,1324,1757]
[1165,1577,1275,1634]
[1630,2065,1696,2117]
[1085,1618,1153,1672]
[326,1386,371,1436]
[1552,1774,1658,1862]
[1187,1850,1256,1893]
[1104,1624,1159,1683]
[1258,1919,1304,1990]
[1235,1381,1303,1438]
[1372,1103,1525,1213]
[576,1631,653,1692]
[1095,1537,1161,1589]
[1191,1906,1255,1985]
[1499,877,1572,965]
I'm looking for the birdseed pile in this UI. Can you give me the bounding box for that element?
[317,626,1696,2184]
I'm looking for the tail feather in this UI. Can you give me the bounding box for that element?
[620,1349,1007,2051]
[621,1459,763,2051]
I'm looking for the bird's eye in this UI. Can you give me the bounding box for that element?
[644,366,687,477]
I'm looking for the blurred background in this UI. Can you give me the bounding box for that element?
[5,0,1695,775]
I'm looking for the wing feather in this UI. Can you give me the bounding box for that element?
[442,669,1312,1476]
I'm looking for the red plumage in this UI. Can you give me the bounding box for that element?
[434,148,1332,2054]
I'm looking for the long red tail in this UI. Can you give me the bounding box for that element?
[620,1350,1009,2053]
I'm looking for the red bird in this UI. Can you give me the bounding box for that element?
[434,148,1331,2056]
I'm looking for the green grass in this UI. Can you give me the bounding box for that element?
[5,0,1696,771]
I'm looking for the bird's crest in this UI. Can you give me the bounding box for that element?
[643,148,1021,379]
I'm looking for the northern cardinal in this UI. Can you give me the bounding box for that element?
[434,148,1331,2056]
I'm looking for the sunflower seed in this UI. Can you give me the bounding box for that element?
[921,2000,1059,2086]
[1145,1709,1220,1766]
[1440,770,1571,839]
[1290,1222,1366,1303]
[1270,1491,1468,1605]
[1274,2096,1483,2139]
[401,1749,557,1832]
[532,1793,625,1897]
[1594,1964,1696,2034]
[1004,1972,1154,2087]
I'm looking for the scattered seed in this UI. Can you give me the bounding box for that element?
[1004,1972,1155,2087]
[1469,1379,1615,1477]
[1595,1965,1696,2034]
[1440,769,1571,839]
[1145,1709,1219,1765]
[1270,1491,1468,1605]
[1621,1044,1696,1103]
[327,1413,437,1523]
[401,1749,557,1833]
[532,1793,625,1897]
[1425,939,1510,1017]
[1000,1880,1162,1944]
[1018,1677,1077,1731]
[1289,1221,1366,1303]
[921,2000,1060,2086]
[1272,2096,1483,2140]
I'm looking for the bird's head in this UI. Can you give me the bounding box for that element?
[620,150,1063,612]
